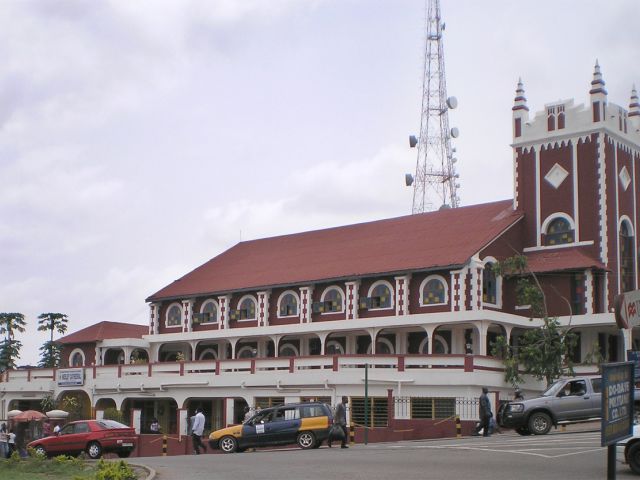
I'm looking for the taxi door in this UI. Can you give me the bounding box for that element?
[261,406,300,445]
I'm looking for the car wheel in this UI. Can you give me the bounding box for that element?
[219,436,238,453]
[297,431,316,449]
[87,441,103,459]
[34,445,47,457]
[515,427,531,436]
[117,451,131,458]
[528,412,551,435]
[628,442,640,475]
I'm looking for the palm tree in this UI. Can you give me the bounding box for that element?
[0,312,27,371]
[37,313,68,367]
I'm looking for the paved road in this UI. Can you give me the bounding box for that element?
[136,430,638,480]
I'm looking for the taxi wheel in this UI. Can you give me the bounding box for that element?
[297,431,316,449]
[87,441,103,459]
[219,436,238,453]
[628,442,640,475]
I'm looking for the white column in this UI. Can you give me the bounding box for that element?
[218,295,230,329]
[395,275,411,316]
[150,303,160,335]
[345,281,360,320]
[257,291,271,327]
[299,286,314,323]
[182,299,194,333]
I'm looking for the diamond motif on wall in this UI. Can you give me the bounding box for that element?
[619,166,631,191]
[544,163,569,189]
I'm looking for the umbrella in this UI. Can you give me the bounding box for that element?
[12,410,47,422]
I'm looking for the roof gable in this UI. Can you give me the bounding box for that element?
[58,321,147,344]
[147,200,523,302]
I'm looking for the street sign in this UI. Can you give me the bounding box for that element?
[614,289,640,329]
[602,362,634,480]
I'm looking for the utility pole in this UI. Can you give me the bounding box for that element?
[406,0,460,213]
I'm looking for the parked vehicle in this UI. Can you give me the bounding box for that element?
[499,376,602,435]
[209,402,333,453]
[618,424,640,475]
[27,419,137,459]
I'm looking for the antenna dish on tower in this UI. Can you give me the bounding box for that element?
[406,0,460,213]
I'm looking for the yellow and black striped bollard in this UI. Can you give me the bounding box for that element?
[162,435,168,456]
[455,415,462,438]
[350,422,355,445]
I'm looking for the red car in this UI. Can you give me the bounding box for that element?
[27,419,137,459]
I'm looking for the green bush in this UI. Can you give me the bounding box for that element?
[93,459,136,480]
[102,407,125,424]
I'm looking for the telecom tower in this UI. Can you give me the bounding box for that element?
[406,0,460,213]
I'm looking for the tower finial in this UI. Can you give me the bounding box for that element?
[512,78,529,112]
[629,84,640,118]
[590,60,607,95]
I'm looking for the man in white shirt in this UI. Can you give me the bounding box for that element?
[191,408,207,455]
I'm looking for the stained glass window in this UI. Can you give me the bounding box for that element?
[239,298,256,320]
[201,301,217,323]
[423,278,446,305]
[371,284,392,309]
[167,305,182,326]
[279,293,298,316]
[323,288,343,312]
[620,221,635,293]
[483,263,497,305]
[545,217,574,245]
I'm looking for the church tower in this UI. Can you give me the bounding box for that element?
[512,62,640,314]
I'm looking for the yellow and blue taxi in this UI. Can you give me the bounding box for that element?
[209,402,333,453]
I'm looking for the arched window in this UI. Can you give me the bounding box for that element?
[366,338,395,354]
[325,340,344,355]
[166,304,182,327]
[70,349,85,367]
[421,276,448,305]
[483,262,497,305]
[620,220,636,293]
[279,343,299,357]
[545,217,574,245]
[321,287,343,313]
[199,348,218,361]
[237,346,257,358]
[369,282,392,309]
[200,300,218,323]
[278,292,299,317]
[238,297,256,320]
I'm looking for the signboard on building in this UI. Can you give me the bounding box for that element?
[601,362,634,447]
[57,368,84,387]
[614,289,640,329]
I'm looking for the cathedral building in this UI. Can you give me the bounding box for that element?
[2,63,638,444]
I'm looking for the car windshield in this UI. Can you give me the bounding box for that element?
[542,380,565,397]
[96,420,129,429]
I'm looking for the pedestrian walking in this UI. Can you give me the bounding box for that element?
[328,396,349,449]
[243,406,252,422]
[191,408,207,455]
[0,423,7,459]
[7,429,16,457]
[479,387,492,437]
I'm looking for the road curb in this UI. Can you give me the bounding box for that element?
[128,462,157,480]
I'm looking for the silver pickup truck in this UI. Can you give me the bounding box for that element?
[499,376,602,435]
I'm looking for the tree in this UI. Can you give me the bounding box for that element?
[37,313,68,368]
[491,255,577,387]
[0,313,26,371]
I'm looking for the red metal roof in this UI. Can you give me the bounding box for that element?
[57,321,147,344]
[147,200,523,302]
[525,248,606,273]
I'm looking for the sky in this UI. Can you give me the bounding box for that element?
[1,0,639,366]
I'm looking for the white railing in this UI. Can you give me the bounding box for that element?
[1,354,509,385]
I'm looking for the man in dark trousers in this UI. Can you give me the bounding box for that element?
[191,408,207,454]
[479,387,492,437]
[329,396,349,448]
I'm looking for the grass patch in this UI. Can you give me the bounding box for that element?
[0,452,139,480]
